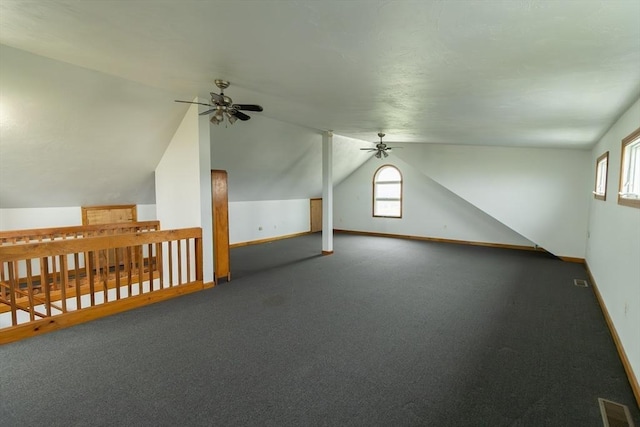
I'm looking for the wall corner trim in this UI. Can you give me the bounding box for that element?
[586,262,640,408]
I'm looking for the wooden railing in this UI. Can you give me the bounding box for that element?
[0,228,203,344]
[0,221,160,245]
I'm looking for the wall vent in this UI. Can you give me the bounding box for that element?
[598,398,635,427]
[574,279,589,287]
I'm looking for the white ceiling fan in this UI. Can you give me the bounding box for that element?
[360,133,401,158]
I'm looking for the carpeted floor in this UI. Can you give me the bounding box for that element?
[1,233,638,426]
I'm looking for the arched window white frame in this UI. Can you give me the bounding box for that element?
[373,165,402,218]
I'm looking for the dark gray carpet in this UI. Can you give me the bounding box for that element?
[1,233,638,426]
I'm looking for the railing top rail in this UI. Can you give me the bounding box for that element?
[0,227,201,262]
[0,221,161,243]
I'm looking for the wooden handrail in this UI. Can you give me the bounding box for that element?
[0,227,204,342]
[0,228,199,261]
[0,221,161,245]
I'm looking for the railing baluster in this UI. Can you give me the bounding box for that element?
[88,251,96,307]
[7,261,18,326]
[126,246,133,296]
[0,262,6,299]
[115,247,121,300]
[26,260,35,321]
[51,254,58,291]
[157,242,163,290]
[102,249,109,303]
[74,253,82,310]
[168,240,174,287]
[186,238,192,283]
[40,257,51,316]
[137,245,143,294]
[148,243,154,291]
[177,239,183,285]
[196,236,203,282]
[59,255,68,313]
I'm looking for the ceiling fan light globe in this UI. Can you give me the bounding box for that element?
[227,114,237,124]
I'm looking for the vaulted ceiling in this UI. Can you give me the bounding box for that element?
[1,1,639,208]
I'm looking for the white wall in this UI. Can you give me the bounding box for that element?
[335,155,534,247]
[229,199,310,245]
[0,204,156,230]
[155,102,202,230]
[208,115,370,247]
[586,96,640,387]
[0,207,81,229]
[155,102,213,283]
[394,144,591,258]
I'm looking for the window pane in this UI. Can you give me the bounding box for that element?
[622,140,640,197]
[618,128,640,208]
[375,183,401,199]
[373,165,402,217]
[595,157,607,195]
[376,167,401,182]
[375,200,401,217]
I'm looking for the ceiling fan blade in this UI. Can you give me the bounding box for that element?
[175,100,214,107]
[210,92,224,103]
[232,104,263,112]
[233,111,251,121]
[360,148,376,151]
[199,108,217,116]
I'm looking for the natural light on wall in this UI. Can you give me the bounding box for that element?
[618,128,640,208]
[0,101,12,129]
[373,165,402,218]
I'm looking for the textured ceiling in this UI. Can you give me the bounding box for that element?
[1,0,639,149]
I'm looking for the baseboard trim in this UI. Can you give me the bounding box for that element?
[333,229,547,253]
[558,256,586,264]
[230,231,313,249]
[586,262,640,408]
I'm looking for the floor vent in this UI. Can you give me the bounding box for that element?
[598,398,635,427]
[574,278,589,287]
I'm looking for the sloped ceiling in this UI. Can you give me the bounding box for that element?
[1,1,639,208]
[210,116,372,202]
[0,45,184,207]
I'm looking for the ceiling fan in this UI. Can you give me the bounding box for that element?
[360,132,401,158]
[175,79,263,125]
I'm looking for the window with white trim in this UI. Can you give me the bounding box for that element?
[593,151,608,201]
[618,127,640,208]
[373,165,402,218]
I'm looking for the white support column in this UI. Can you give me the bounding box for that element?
[197,99,214,284]
[322,130,334,254]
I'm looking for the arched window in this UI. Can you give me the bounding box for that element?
[373,165,402,218]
